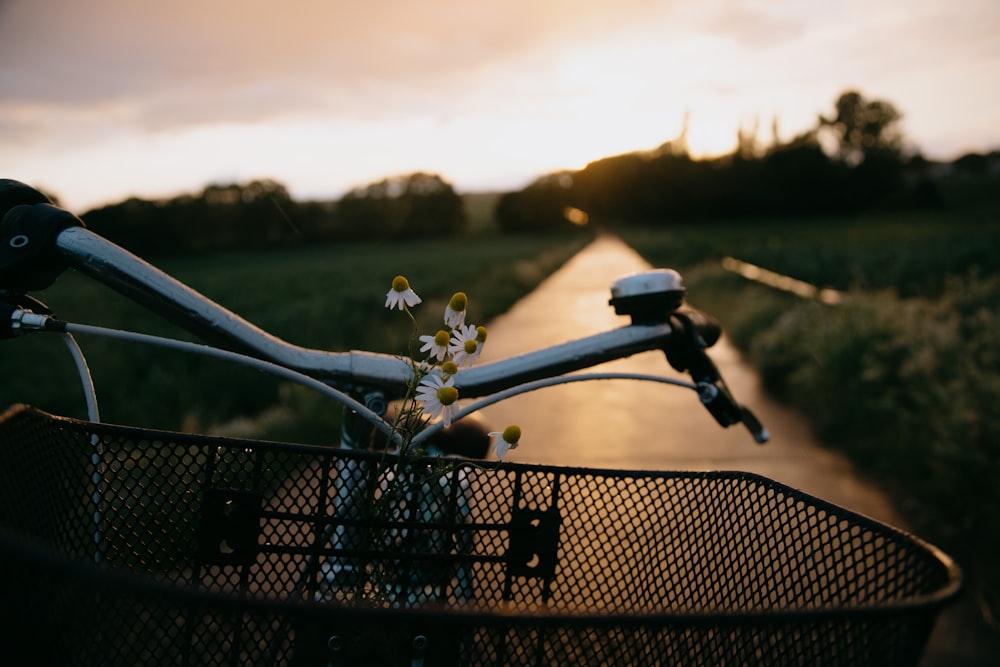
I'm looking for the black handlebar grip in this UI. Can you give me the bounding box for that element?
[0,180,83,292]
[0,179,51,218]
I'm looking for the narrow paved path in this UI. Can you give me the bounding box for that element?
[476,233,903,526]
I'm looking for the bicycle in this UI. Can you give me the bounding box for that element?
[0,179,960,666]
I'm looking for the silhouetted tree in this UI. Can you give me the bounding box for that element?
[83,179,302,254]
[573,153,648,222]
[334,172,464,239]
[735,117,762,161]
[953,152,990,174]
[762,130,842,215]
[818,91,909,207]
[394,172,466,237]
[495,172,578,232]
[820,90,903,167]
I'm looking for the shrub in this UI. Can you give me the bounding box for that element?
[732,273,1000,618]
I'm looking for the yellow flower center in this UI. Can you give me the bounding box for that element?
[391,275,410,292]
[448,292,467,312]
[436,386,459,405]
[433,330,450,346]
[476,326,488,342]
[441,360,458,376]
[502,425,521,444]
[464,340,478,354]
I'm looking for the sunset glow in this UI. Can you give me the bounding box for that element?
[1,0,998,212]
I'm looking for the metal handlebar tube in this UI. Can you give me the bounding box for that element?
[451,322,674,397]
[51,227,683,400]
[53,225,374,380]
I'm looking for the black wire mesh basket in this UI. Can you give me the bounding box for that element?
[0,404,959,666]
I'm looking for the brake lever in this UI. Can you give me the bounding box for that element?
[695,381,769,444]
[664,310,769,444]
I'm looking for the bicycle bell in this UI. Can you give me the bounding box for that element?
[608,269,685,323]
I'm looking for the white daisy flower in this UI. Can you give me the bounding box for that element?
[439,360,459,380]
[444,292,468,328]
[385,275,422,310]
[473,326,488,358]
[489,425,521,460]
[415,372,460,427]
[419,329,451,362]
[449,324,482,368]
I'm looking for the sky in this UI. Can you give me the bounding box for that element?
[1,0,998,213]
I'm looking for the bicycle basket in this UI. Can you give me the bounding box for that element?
[0,404,959,666]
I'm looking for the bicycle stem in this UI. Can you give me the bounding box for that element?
[53,226,678,400]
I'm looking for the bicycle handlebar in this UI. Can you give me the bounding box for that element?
[1,179,767,442]
[53,225,684,399]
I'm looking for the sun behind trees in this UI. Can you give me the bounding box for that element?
[495,90,919,232]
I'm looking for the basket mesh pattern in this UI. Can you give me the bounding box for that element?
[0,405,958,666]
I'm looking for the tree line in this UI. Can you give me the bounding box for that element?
[81,172,465,255]
[75,89,996,254]
[495,90,961,231]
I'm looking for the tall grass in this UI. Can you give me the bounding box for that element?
[2,231,591,441]
[621,212,1000,643]
[741,274,1000,629]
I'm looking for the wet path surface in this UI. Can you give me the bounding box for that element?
[476,233,903,526]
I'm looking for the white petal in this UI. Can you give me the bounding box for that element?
[493,437,511,459]
[444,306,466,328]
[441,403,457,427]
[403,289,422,307]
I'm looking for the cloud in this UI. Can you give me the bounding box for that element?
[0,0,670,103]
[690,0,810,49]
[0,0,686,151]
